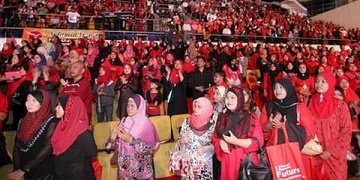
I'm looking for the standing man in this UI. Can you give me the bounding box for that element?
[65,7,80,29]
[188,56,214,100]
[60,61,92,124]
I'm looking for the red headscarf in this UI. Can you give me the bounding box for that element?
[169,61,183,85]
[309,71,338,119]
[96,65,112,85]
[51,95,91,155]
[18,90,52,142]
[189,97,214,136]
[337,76,359,104]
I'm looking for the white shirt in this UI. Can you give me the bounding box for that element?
[66,11,80,23]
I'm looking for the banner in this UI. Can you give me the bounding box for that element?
[22,28,105,42]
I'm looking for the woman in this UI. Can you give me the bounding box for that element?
[291,63,315,103]
[7,63,34,130]
[175,97,215,179]
[259,78,316,178]
[212,85,227,122]
[9,90,57,180]
[263,63,285,102]
[164,60,188,116]
[93,65,115,122]
[308,72,352,180]
[107,94,159,179]
[114,63,139,119]
[212,87,264,179]
[222,55,242,87]
[51,94,97,180]
[141,57,162,96]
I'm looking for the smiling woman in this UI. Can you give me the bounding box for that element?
[9,90,58,180]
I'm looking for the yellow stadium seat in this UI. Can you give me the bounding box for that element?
[0,164,13,180]
[153,142,176,178]
[4,131,16,159]
[149,115,171,143]
[97,151,117,180]
[170,114,190,140]
[93,121,119,151]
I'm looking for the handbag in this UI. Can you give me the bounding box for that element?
[239,138,272,180]
[169,144,191,176]
[301,135,323,156]
[266,124,307,180]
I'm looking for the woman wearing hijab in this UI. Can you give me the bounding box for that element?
[114,63,140,119]
[222,55,242,87]
[212,87,264,179]
[260,77,317,178]
[107,94,159,179]
[291,63,315,103]
[141,57,162,96]
[175,97,215,179]
[212,85,227,122]
[164,59,188,116]
[309,72,352,180]
[93,65,115,122]
[51,94,97,180]
[9,90,57,180]
[7,63,34,130]
[263,63,285,102]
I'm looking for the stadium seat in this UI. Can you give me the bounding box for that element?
[149,115,171,143]
[4,131,16,159]
[170,114,190,140]
[93,121,119,151]
[153,142,176,178]
[93,121,119,180]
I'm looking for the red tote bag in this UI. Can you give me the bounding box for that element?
[266,124,307,180]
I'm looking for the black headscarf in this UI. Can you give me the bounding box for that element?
[296,63,309,80]
[268,63,281,85]
[215,87,252,146]
[269,78,306,148]
[58,94,70,110]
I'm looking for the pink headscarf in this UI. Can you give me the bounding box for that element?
[120,94,159,154]
[189,97,214,136]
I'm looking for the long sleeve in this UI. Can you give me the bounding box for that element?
[76,130,97,158]
[259,105,272,140]
[298,103,316,141]
[14,118,57,172]
[326,101,352,159]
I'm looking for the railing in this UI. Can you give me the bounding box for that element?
[0,27,356,46]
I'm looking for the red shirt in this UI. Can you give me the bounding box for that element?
[0,92,8,131]
[60,77,92,123]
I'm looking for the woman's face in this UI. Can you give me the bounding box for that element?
[19,67,27,76]
[225,91,238,111]
[99,67,105,76]
[213,88,222,103]
[174,60,182,70]
[287,63,294,70]
[63,46,70,53]
[274,83,287,100]
[335,69,344,77]
[34,54,42,63]
[55,103,64,118]
[126,100,137,117]
[110,52,116,59]
[12,55,19,64]
[270,64,276,71]
[25,94,41,113]
[334,90,344,100]
[339,79,350,90]
[123,65,132,74]
[193,101,202,116]
[315,75,329,93]
[298,64,306,73]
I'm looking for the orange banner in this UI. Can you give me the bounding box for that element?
[22,28,105,42]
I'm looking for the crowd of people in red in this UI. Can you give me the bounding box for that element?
[0,0,359,43]
[0,0,359,179]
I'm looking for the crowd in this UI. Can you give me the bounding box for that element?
[0,1,358,180]
[0,0,360,43]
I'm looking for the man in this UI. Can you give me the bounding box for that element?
[188,56,214,99]
[206,70,229,102]
[60,61,92,123]
[65,7,80,29]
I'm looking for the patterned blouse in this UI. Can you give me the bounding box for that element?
[176,118,215,180]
